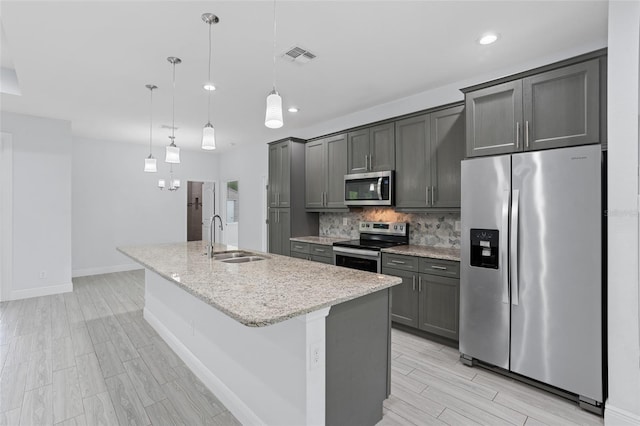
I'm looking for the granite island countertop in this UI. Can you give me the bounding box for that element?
[381,245,461,262]
[289,236,352,246]
[118,241,401,328]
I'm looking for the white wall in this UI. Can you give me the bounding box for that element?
[605,2,640,425]
[217,142,268,251]
[0,112,73,300]
[72,137,219,276]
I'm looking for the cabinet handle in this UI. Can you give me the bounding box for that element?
[391,259,406,264]
[426,186,430,206]
[364,155,368,171]
[315,248,325,253]
[431,265,447,270]
[369,155,373,171]
[431,186,435,206]
[525,121,530,149]
[412,275,416,291]
[418,276,422,292]
[516,122,520,149]
[324,191,327,206]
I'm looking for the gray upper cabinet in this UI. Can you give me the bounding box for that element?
[395,105,464,210]
[523,59,599,151]
[347,123,395,174]
[268,140,291,207]
[395,114,430,209]
[430,106,465,209]
[305,134,348,211]
[465,80,523,158]
[267,138,318,256]
[465,58,601,157]
[305,139,325,209]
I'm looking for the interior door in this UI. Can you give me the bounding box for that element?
[460,154,511,369]
[510,145,602,402]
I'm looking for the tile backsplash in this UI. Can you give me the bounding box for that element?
[319,208,460,249]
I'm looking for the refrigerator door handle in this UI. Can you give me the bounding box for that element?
[511,189,520,306]
[501,190,510,304]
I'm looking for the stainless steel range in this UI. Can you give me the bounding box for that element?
[333,222,409,273]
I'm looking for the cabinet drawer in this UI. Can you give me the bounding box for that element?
[309,244,332,257]
[381,254,418,272]
[290,241,310,254]
[419,258,460,278]
[311,254,333,265]
[291,251,309,260]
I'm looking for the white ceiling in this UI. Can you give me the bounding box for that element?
[0,1,608,153]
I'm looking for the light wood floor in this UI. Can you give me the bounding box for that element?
[0,271,604,426]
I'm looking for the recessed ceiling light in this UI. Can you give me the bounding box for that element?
[478,33,499,45]
[288,107,299,113]
[203,83,216,91]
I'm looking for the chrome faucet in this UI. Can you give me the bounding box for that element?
[208,214,224,257]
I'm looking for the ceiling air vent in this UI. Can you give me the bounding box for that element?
[282,46,316,64]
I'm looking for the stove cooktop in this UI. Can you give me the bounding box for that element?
[333,239,406,251]
[332,221,409,251]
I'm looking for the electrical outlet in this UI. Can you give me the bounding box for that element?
[309,343,321,370]
[343,218,348,226]
[39,271,46,279]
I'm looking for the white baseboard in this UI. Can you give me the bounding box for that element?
[606,404,640,426]
[10,282,73,300]
[72,263,140,277]
[143,307,263,426]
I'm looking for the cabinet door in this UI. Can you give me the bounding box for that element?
[268,209,280,254]
[418,274,459,341]
[523,59,600,151]
[430,106,465,208]
[466,80,523,157]
[268,144,280,207]
[277,142,291,207]
[395,114,430,208]
[347,129,371,174]
[326,134,348,209]
[370,123,395,171]
[305,139,326,209]
[278,209,291,256]
[382,268,418,328]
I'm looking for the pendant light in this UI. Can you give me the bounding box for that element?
[165,57,181,163]
[144,84,158,172]
[201,13,219,150]
[264,0,283,129]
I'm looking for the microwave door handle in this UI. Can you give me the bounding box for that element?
[377,177,383,200]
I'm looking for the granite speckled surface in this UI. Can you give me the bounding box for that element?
[289,236,352,245]
[117,241,401,328]
[381,245,461,262]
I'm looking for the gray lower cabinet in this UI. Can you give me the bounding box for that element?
[269,208,290,256]
[382,253,459,341]
[395,104,465,210]
[465,58,601,157]
[347,123,395,174]
[305,134,348,211]
[290,241,333,264]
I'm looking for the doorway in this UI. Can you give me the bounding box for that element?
[187,181,217,242]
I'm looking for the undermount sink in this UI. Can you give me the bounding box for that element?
[211,251,252,260]
[210,250,267,263]
[220,256,265,264]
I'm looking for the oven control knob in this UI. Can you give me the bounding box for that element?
[394,225,397,230]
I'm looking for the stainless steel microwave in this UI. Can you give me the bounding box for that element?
[344,171,394,206]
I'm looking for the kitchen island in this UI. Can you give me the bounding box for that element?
[118,241,401,426]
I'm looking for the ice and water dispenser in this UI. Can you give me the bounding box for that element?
[470,229,499,269]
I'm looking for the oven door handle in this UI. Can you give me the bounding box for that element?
[377,177,383,200]
[332,246,380,259]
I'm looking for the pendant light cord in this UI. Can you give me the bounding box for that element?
[171,61,176,142]
[208,20,213,121]
[149,87,153,155]
[272,0,277,90]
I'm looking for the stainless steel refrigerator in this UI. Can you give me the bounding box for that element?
[460,144,602,411]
